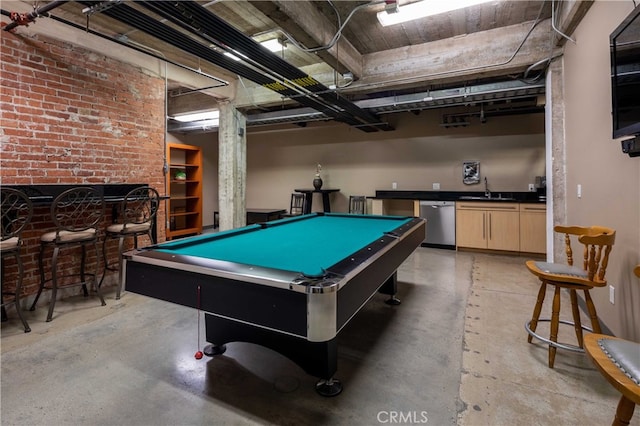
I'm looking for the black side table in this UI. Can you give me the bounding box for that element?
[293,189,341,214]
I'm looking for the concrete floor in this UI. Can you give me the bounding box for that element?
[1,248,637,425]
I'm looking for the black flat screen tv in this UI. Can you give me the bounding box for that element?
[610,5,640,138]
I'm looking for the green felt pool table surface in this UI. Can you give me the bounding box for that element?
[156,213,413,277]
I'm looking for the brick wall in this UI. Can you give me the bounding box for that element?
[1,30,167,304]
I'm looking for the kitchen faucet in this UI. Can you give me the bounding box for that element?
[484,177,491,198]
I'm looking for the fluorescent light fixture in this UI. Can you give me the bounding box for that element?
[377,0,495,27]
[172,110,220,122]
[260,38,286,52]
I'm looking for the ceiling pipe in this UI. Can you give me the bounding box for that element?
[136,1,392,132]
[2,0,69,32]
[41,12,229,88]
[74,0,374,130]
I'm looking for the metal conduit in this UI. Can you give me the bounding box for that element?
[168,1,390,130]
[74,1,370,129]
[38,13,229,88]
[137,1,390,131]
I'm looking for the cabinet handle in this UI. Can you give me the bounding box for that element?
[489,213,492,240]
[483,212,486,239]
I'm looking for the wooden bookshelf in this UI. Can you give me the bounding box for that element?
[166,143,202,240]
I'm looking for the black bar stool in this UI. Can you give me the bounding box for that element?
[1,188,33,332]
[30,187,106,322]
[99,186,160,299]
[348,196,366,214]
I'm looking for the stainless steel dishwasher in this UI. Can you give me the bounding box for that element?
[419,201,456,249]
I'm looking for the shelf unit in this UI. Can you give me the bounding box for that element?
[166,143,202,240]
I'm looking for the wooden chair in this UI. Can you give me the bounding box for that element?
[348,195,366,214]
[1,188,33,332]
[99,186,160,299]
[583,265,640,426]
[282,193,305,217]
[525,225,615,368]
[30,187,107,322]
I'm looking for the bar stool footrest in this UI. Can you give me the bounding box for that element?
[525,318,593,353]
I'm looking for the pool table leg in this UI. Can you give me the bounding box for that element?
[315,378,343,397]
[203,344,226,356]
[380,272,401,305]
[204,313,341,396]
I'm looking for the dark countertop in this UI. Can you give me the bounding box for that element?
[1,183,150,205]
[374,190,546,203]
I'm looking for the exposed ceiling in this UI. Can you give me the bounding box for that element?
[1,1,592,131]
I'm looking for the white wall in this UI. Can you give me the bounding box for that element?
[172,107,545,224]
[561,0,640,340]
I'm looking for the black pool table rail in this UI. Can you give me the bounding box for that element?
[130,214,424,296]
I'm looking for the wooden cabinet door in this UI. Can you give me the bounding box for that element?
[520,204,546,254]
[487,210,520,251]
[456,209,487,248]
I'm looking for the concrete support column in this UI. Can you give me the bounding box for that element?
[218,102,246,231]
[547,59,567,262]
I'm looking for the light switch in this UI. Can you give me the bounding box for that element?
[577,184,582,198]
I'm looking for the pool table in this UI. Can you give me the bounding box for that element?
[123,213,425,396]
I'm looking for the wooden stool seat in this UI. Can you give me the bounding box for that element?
[583,265,640,426]
[525,225,615,368]
[584,334,640,426]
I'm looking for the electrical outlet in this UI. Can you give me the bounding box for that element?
[433,183,440,190]
[528,183,535,192]
[609,285,615,304]
[392,182,397,189]
[577,184,582,198]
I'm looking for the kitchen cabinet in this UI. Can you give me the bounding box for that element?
[519,204,546,254]
[166,143,202,240]
[456,202,520,251]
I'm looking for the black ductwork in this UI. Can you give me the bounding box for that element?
[74,0,391,132]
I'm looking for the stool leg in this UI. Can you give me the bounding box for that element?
[569,289,584,348]
[116,236,125,300]
[91,240,106,307]
[584,289,601,334]
[548,286,561,368]
[80,244,89,297]
[98,235,110,289]
[612,395,636,426]
[46,246,60,322]
[1,257,7,322]
[528,281,547,343]
[30,243,47,311]
[13,251,31,333]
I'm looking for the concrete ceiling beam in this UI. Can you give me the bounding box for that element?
[355,20,554,93]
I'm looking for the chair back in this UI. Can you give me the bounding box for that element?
[1,188,33,242]
[51,187,104,234]
[290,193,305,216]
[554,225,616,286]
[349,196,366,214]
[119,186,160,232]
